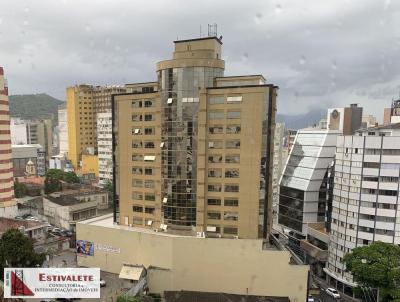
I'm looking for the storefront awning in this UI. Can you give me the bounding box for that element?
[119,265,144,281]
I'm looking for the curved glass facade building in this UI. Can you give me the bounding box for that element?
[113,37,277,239]
[156,40,224,226]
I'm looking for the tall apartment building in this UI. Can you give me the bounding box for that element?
[287,129,297,152]
[67,85,126,169]
[58,104,69,156]
[272,122,287,220]
[0,67,17,217]
[361,114,377,128]
[10,117,52,161]
[113,37,277,239]
[325,124,400,296]
[97,111,113,185]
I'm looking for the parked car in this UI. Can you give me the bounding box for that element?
[100,279,106,287]
[15,216,24,220]
[307,295,315,302]
[326,287,341,299]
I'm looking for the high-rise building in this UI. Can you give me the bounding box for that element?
[278,128,339,235]
[10,117,53,161]
[113,36,277,239]
[58,104,69,156]
[287,129,297,153]
[97,111,112,185]
[327,103,362,135]
[0,67,17,217]
[66,85,126,169]
[325,123,400,295]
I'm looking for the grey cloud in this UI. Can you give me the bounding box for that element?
[0,0,399,119]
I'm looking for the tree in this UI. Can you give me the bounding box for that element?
[44,169,80,193]
[116,296,143,302]
[14,179,27,198]
[344,241,400,301]
[0,229,45,280]
[63,171,80,183]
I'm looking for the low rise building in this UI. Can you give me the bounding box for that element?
[43,190,106,230]
[77,214,309,302]
[0,217,47,241]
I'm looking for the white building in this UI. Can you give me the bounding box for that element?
[97,111,113,186]
[58,104,69,156]
[325,123,400,294]
[10,117,28,145]
[278,128,339,235]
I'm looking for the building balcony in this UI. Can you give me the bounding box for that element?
[300,239,328,262]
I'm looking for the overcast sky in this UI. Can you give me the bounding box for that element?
[1,0,399,117]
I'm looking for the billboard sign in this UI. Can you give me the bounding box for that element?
[76,240,94,256]
[3,268,100,299]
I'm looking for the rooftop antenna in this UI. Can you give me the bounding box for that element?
[208,23,217,37]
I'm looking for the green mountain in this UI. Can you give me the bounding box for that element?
[9,93,64,122]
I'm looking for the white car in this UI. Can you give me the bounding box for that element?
[326,287,340,299]
[307,295,315,302]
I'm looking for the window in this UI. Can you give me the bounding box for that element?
[132,114,142,122]
[225,184,239,192]
[209,125,223,134]
[144,141,155,148]
[145,207,155,214]
[223,227,238,235]
[208,140,223,149]
[145,193,156,201]
[208,169,222,178]
[131,101,142,108]
[209,110,224,119]
[132,179,143,187]
[132,167,143,175]
[209,96,224,104]
[363,162,379,168]
[226,140,240,149]
[144,180,155,188]
[225,155,240,163]
[144,100,153,107]
[208,154,223,163]
[208,184,222,192]
[224,199,239,207]
[226,125,241,134]
[227,96,242,102]
[144,114,154,121]
[207,198,221,206]
[224,212,238,221]
[144,155,156,161]
[132,205,143,212]
[144,167,154,175]
[225,169,239,178]
[132,141,142,148]
[132,154,143,161]
[132,192,143,200]
[144,127,154,135]
[227,110,241,119]
[207,212,221,220]
[132,128,141,135]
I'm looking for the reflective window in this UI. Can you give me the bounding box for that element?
[209,125,224,134]
[226,140,240,149]
[225,155,240,163]
[227,110,241,119]
[224,199,239,207]
[225,169,239,178]
[225,184,239,192]
[209,110,224,119]
[209,96,225,104]
[207,198,221,206]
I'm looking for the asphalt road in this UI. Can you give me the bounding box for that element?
[313,291,344,302]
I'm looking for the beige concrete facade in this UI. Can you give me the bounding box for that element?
[67,85,126,169]
[77,215,309,302]
[114,37,276,239]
